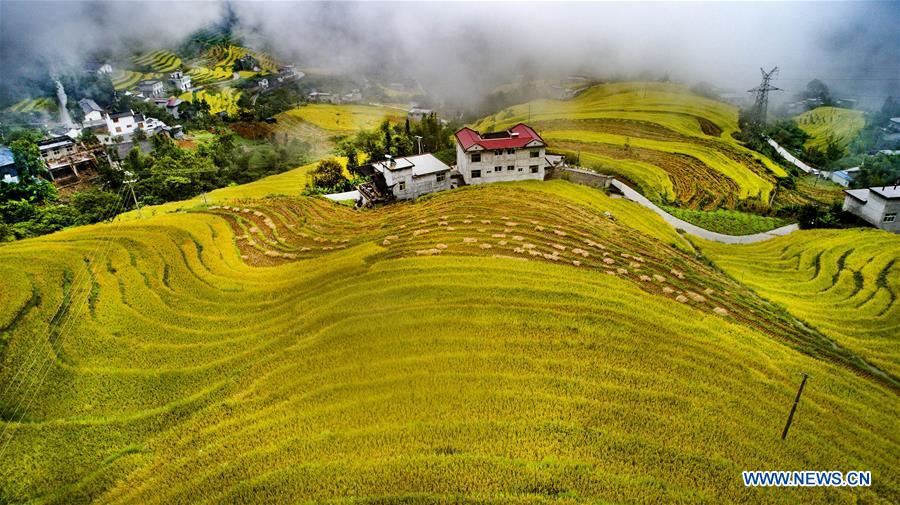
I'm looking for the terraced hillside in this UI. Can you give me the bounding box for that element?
[472,82,787,210]
[5,97,54,113]
[697,229,900,379]
[0,181,897,504]
[132,50,182,73]
[274,104,404,158]
[796,106,866,150]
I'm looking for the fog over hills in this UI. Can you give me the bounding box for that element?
[1,1,898,108]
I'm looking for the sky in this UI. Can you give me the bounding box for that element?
[0,0,897,109]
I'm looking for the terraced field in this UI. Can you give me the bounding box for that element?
[0,181,897,503]
[274,104,404,158]
[697,229,900,379]
[132,50,182,73]
[5,97,53,113]
[110,70,149,91]
[472,82,787,210]
[796,107,866,150]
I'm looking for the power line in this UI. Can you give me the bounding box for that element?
[0,185,131,461]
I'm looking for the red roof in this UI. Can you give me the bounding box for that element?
[455,123,545,151]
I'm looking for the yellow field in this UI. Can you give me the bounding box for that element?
[116,160,321,220]
[796,106,866,150]
[696,228,900,378]
[473,82,787,210]
[272,104,404,158]
[5,97,53,113]
[280,104,404,132]
[132,50,182,73]
[110,70,152,91]
[0,179,897,503]
[179,87,241,116]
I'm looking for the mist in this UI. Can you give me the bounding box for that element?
[1,0,897,109]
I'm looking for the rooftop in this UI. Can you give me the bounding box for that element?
[38,136,75,150]
[844,185,900,203]
[0,146,14,167]
[455,123,545,151]
[870,185,900,199]
[78,98,102,114]
[372,153,450,177]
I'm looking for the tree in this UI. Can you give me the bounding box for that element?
[132,128,148,142]
[801,79,832,106]
[71,189,123,224]
[9,137,44,182]
[310,158,346,190]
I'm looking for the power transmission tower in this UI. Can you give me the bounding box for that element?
[747,66,781,133]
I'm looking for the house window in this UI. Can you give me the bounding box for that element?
[398,181,406,191]
[518,167,523,172]
[884,213,897,223]
[506,148,515,155]
[436,173,446,182]
[530,150,540,158]
[116,127,122,133]
[507,165,515,171]
[494,150,503,156]
[471,170,482,178]
[471,153,481,163]
[494,166,502,173]
[530,165,539,173]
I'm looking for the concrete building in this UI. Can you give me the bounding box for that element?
[78,98,105,124]
[407,107,433,121]
[358,154,451,205]
[138,79,165,98]
[170,71,192,92]
[308,91,339,104]
[843,185,900,233]
[37,136,101,184]
[0,146,18,184]
[830,167,860,187]
[454,123,547,185]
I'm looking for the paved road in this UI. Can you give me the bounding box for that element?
[610,180,799,244]
[766,137,819,174]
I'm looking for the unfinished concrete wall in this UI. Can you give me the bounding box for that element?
[544,166,614,189]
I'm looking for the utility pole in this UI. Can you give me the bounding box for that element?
[747,67,782,133]
[781,372,810,440]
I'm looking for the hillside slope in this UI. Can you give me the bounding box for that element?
[795,106,866,150]
[0,181,896,504]
[472,82,787,210]
[696,229,900,379]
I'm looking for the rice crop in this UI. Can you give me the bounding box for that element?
[110,70,147,91]
[796,107,866,150]
[1,180,896,504]
[132,51,182,73]
[696,228,900,379]
[6,97,54,113]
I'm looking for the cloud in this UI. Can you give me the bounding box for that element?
[1,1,897,108]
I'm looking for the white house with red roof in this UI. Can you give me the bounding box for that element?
[454,123,547,185]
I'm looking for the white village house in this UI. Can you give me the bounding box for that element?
[170,71,192,92]
[78,98,106,129]
[843,185,900,233]
[358,154,451,206]
[137,79,165,98]
[454,123,548,185]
